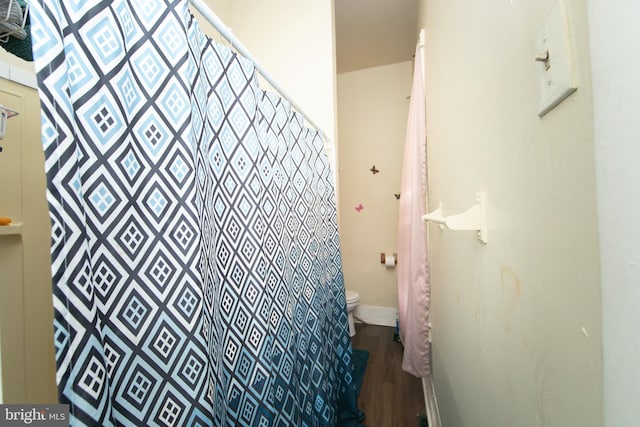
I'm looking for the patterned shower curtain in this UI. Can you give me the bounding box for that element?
[30,1,361,425]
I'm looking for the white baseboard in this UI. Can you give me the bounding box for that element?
[422,375,441,427]
[354,305,397,327]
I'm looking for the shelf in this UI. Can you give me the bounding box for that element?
[0,222,22,236]
[422,192,488,244]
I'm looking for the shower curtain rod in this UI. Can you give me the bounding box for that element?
[189,0,328,142]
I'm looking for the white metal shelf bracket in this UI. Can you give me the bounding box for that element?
[0,103,19,140]
[422,192,488,244]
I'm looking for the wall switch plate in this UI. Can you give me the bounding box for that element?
[534,0,578,117]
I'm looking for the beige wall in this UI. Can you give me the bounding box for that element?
[0,71,57,403]
[337,62,412,317]
[192,0,231,42]
[417,0,603,426]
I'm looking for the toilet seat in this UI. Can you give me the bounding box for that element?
[344,289,360,337]
[345,289,360,304]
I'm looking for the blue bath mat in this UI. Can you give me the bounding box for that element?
[352,349,369,396]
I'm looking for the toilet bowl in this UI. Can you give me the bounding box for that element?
[345,289,360,337]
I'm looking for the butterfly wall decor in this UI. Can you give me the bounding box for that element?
[370,165,379,175]
[354,203,364,212]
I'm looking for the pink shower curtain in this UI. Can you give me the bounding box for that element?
[397,43,430,378]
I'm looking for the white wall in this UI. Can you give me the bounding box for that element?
[337,62,413,322]
[587,1,640,425]
[417,0,603,426]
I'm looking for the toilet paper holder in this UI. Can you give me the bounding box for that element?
[380,253,397,265]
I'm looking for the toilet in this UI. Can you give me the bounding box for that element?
[345,289,360,337]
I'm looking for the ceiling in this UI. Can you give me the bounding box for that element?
[334,0,419,74]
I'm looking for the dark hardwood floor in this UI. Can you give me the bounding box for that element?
[351,324,426,427]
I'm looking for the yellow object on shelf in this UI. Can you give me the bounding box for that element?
[0,217,12,225]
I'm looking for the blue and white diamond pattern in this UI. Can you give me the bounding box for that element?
[115,67,144,114]
[135,110,172,159]
[114,0,143,46]
[31,0,359,426]
[116,142,147,186]
[136,0,167,31]
[114,214,151,261]
[154,14,184,59]
[79,91,125,145]
[143,182,172,221]
[159,80,190,127]
[142,246,177,294]
[167,150,192,186]
[64,39,97,99]
[87,177,120,221]
[172,286,200,324]
[170,214,198,256]
[82,13,126,71]
[131,46,170,94]
[116,289,153,336]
